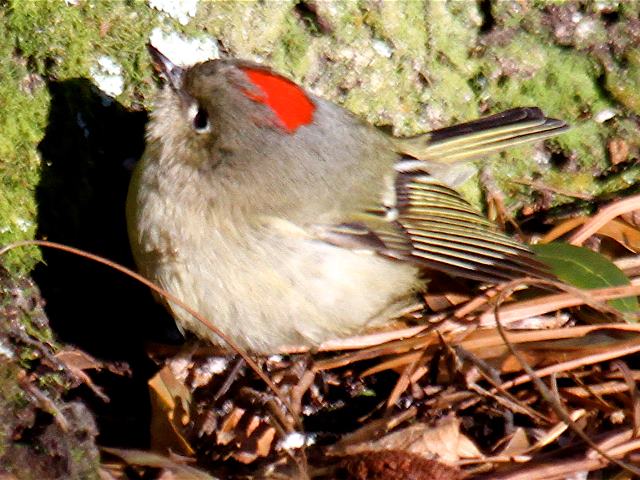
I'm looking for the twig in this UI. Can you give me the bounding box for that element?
[512,178,594,200]
[568,193,640,245]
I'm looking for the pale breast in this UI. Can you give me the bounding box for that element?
[128,157,420,352]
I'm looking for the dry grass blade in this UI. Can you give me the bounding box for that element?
[102,448,217,479]
[384,346,430,410]
[298,325,428,353]
[476,429,640,480]
[327,407,417,455]
[492,279,640,477]
[569,193,640,246]
[477,282,640,325]
[497,330,640,391]
[528,409,586,450]
[541,217,588,243]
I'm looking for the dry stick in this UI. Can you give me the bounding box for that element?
[512,178,594,200]
[612,360,640,438]
[493,278,640,477]
[456,347,550,424]
[500,339,640,392]
[0,240,302,433]
[477,282,638,326]
[384,337,432,411]
[568,192,640,246]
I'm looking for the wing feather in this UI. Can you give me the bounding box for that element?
[394,174,552,281]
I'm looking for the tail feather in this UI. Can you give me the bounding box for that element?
[396,107,568,163]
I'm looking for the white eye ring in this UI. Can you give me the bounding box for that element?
[187,103,211,134]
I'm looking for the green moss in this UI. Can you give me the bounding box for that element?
[476,32,622,204]
[0,1,163,273]
[493,1,537,29]
[271,14,313,77]
[7,1,94,78]
[196,1,296,61]
[0,14,47,272]
[483,33,607,117]
[604,49,640,115]
[7,0,158,104]
[425,0,481,74]
[364,0,429,61]
[335,0,486,135]
[0,0,639,274]
[620,1,640,18]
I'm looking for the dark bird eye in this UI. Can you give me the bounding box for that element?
[191,105,210,133]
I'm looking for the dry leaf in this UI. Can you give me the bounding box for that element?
[608,137,629,165]
[102,448,217,480]
[498,428,532,456]
[55,348,110,401]
[148,365,194,455]
[334,417,482,464]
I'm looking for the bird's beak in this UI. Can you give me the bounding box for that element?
[147,43,184,91]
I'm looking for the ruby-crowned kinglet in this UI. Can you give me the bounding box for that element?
[126,46,567,353]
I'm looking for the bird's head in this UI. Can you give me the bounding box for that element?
[146,45,318,171]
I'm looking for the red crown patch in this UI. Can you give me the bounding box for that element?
[240,68,315,133]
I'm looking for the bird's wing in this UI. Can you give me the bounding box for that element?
[310,108,567,283]
[313,171,551,283]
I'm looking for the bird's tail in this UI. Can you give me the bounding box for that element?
[396,107,568,163]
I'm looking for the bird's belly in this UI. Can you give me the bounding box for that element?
[138,221,420,353]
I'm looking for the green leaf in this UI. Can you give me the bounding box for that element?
[532,242,639,314]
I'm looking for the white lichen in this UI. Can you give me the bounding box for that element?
[148,0,198,26]
[0,340,14,360]
[575,18,598,42]
[149,28,219,67]
[594,108,617,123]
[532,145,551,166]
[14,217,33,232]
[191,356,229,389]
[90,56,124,97]
[277,432,315,450]
[372,39,393,58]
[201,356,229,375]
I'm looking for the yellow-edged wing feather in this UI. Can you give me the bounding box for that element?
[391,173,551,281]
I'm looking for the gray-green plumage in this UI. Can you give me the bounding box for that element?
[126,46,567,352]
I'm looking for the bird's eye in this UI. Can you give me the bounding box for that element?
[188,104,210,133]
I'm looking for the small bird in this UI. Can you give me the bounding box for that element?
[126,45,568,353]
